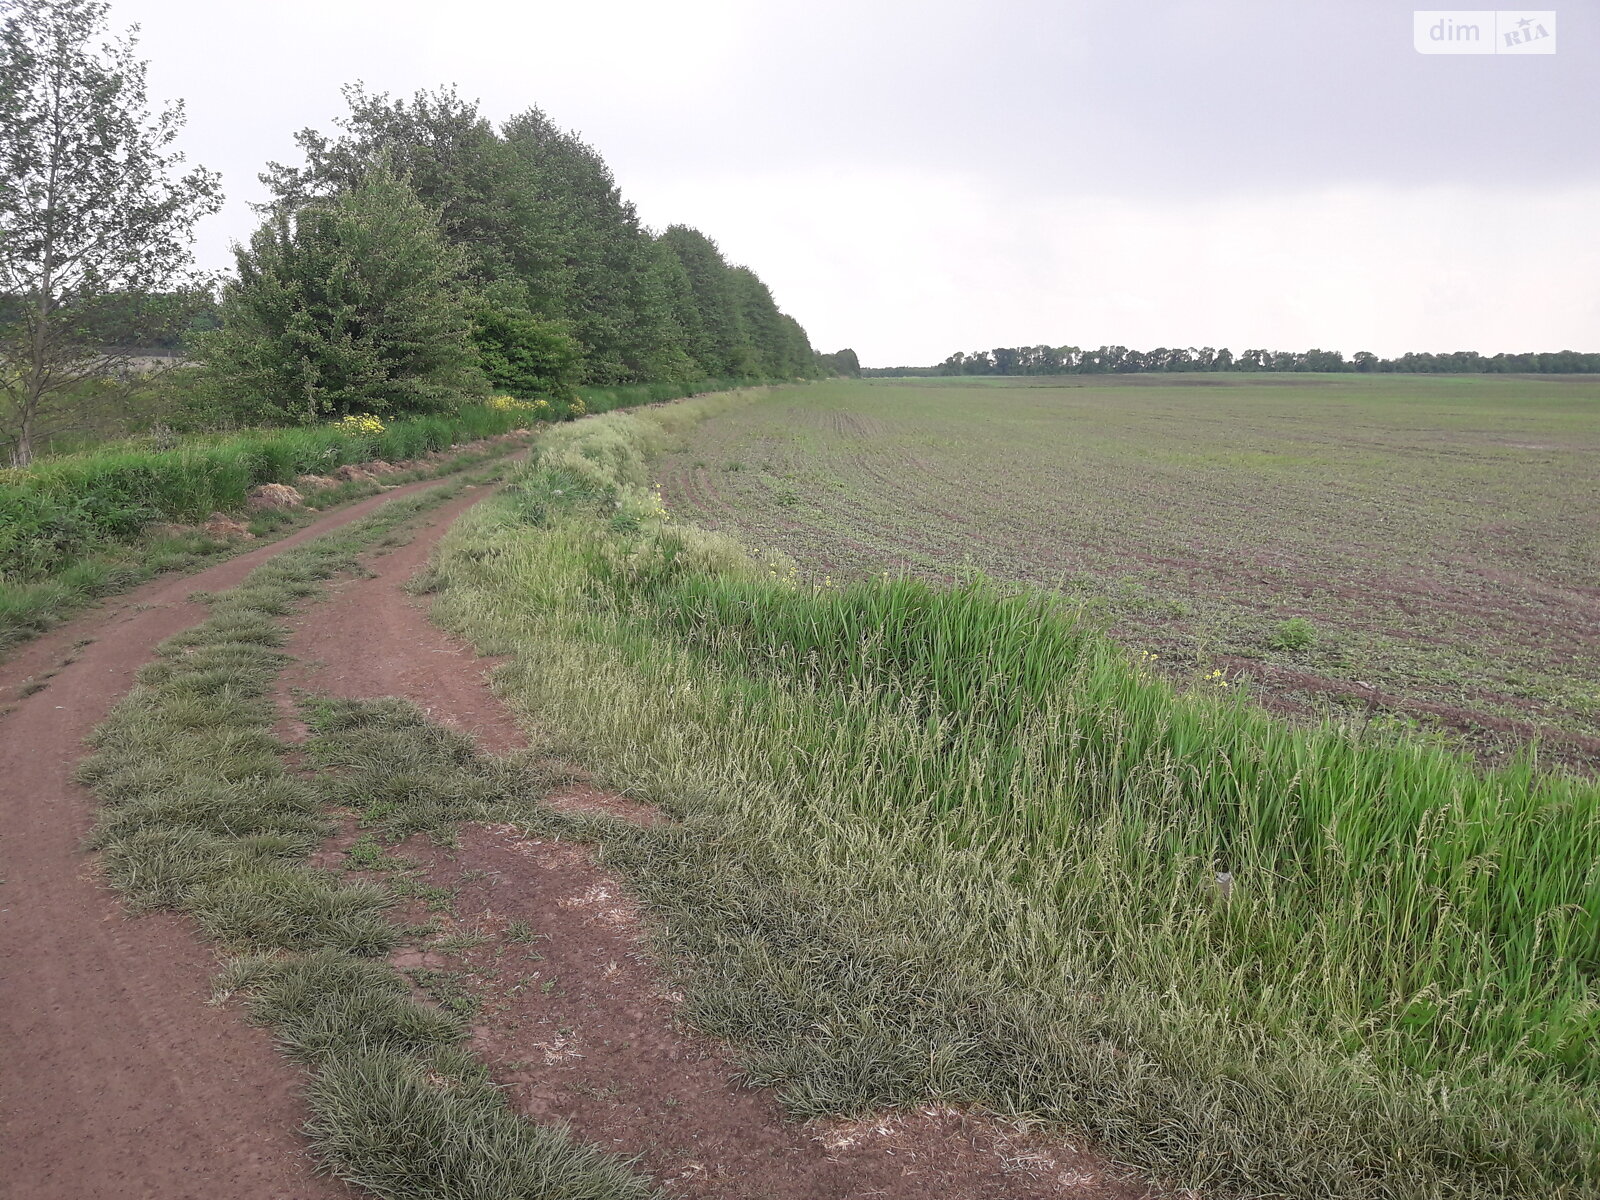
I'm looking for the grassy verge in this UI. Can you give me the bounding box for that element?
[2,404,530,578]
[573,375,765,417]
[0,431,531,656]
[77,476,654,1200]
[1,379,778,655]
[426,404,1600,1200]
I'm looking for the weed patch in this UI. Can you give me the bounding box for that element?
[1270,616,1318,652]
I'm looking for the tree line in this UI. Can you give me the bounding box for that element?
[864,345,1600,377]
[1,0,852,463]
[817,348,862,376]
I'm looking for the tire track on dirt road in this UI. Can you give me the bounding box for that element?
[0,475,502,1200]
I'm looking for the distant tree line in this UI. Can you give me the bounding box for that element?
[863,345,1600,377]
[817,348,862,376]
[0,289,221,352]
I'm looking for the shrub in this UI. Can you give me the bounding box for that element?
[195,169,483,425]
[471,307,585,401]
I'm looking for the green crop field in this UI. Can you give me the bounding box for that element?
[655,374,1600,767]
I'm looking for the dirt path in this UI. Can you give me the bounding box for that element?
[278,499,1154,1198]
[0,477,491,1200]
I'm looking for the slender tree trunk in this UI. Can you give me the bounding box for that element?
[11,75,68,470]
[17,289,54,468]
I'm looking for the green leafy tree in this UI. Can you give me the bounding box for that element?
[0,0,221,464]
[729,267,787,375]
[261,84,564,312]
[199,169,482,424]
[501,108,680,383]
[260,87,822,391]
[472,303,583,399]
[659,226,744,376]
[776,313,819,377]
[641,236,711,380]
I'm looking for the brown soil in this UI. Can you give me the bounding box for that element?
[274,490,1156,1199]
[0,474,487,1200]
[1213,655,1600,771]
[361,825,1152,1200]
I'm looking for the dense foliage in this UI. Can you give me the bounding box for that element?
[471,304,584,401]
[198,170,483,424]
[255,85,820,392]
[817,347,862,376]
[872,345,1600,375]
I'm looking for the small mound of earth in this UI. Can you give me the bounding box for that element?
[294,473,339,490]
[203,511,254,539]
[246,483,303,511]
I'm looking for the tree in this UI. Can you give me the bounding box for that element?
[198,169,482,424]
[261,85,564,309]
[645,235,712,378]
[659,226,744,376]
[820,348,861,376]
[0,0,220,464]
[472,301,583,399]
[502,108,680,383]
[259,87,820,391]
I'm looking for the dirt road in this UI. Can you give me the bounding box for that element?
[0,478,484,1200]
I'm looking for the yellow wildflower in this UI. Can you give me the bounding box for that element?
[334,413,385,435]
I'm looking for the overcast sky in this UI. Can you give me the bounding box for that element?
[116,0,1596,366]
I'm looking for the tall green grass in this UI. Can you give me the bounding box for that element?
[0,404,524,584]
[573,375,758,416]
[0,432,530,657]
[0,380,764,591]
[429,405,1600,1199]
[0,385,766,658]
